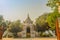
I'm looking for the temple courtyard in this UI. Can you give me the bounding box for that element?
[2,38,57,40]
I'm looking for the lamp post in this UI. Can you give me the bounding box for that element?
[55,2,60,40]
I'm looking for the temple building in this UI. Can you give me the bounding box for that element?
[18,14,38,38]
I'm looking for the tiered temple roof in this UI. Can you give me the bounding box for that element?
[24,14,32,23]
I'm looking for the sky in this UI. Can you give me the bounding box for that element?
[0,0,52,22]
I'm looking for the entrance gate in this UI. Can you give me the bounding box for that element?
[26,27,30,38]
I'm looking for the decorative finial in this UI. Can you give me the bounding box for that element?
[27,13,29,18]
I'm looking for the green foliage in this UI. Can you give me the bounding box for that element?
[9,20,22,33]
[0,15,4,26]
[47,12,60,30]
[0,15,6,31]
[36,13,48,26]
[46,0,60,30]
[6,20,22,38]
[0,15,3,22]
[35,13,50,32]
[36,12,60,31]
[47,0,59,8]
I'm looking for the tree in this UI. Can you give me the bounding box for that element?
[47,13,60,30]
[35,13,51,32]
[46,0,60,30]
[9,20,22,33]
[1,22,7,32]
[0,15,4,22]
[36,22,50,32]
[47,0,60,12]
[0,15,4,38]
[0,15,4,26]
[36,13,48,26]
[8,20,22,38]
[14,20,21,27]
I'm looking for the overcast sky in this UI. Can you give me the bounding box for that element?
[0,0,52,22]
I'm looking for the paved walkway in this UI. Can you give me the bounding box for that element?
[2,38,57,40]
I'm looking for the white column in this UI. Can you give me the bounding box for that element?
[22,25,27,38]
[30,25,35,37]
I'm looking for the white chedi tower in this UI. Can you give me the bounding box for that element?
[21,14,36,38]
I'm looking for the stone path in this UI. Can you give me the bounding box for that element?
[2,38,57,40]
